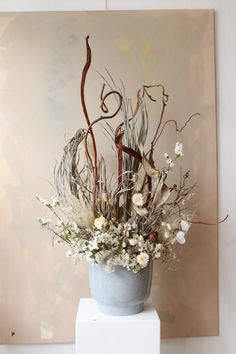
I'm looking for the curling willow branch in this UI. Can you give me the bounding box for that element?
[80,35,98,186]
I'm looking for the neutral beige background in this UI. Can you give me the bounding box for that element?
[0,10,217,343]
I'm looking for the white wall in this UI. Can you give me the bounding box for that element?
[0,1,235,353]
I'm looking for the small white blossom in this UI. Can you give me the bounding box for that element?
[70,221,78,232]
[137,252,149,267]
[38,217,51,228]
[51,196,60,208]
[131,221,138,229]
[156,243,162,251]
[117,224,124,234]
[65,249,76,257]
[164,231,170,239]
[175,142,184,156]
[163,168,169,175]
[129,238,138,246]
[180,220,191,233]
[164,152,169,158]
[176,231,186,244]
[94,215,108,230]
[132,193,144,207]
[56,220,63,227]
[132,174,138,183]
[36,195,50,207]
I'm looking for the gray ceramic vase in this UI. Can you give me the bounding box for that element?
[88,262,153,316]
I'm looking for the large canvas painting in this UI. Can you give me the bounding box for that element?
[0,10,217,343]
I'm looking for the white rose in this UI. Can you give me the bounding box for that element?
[136,252,149,267]
[180,220,191,233]
[176,231,186,244]
[132,193,144,207]
[94,215,108,230]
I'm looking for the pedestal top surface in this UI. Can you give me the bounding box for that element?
[77,298,159,322]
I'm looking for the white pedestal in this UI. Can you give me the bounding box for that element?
[76,298,160,354]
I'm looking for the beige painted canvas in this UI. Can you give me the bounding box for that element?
[0,10,217,343]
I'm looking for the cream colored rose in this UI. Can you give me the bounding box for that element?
[94,215,108,230]
[136,252,149,267]
[132,193,144,207]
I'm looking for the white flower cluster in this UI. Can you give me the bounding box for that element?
[39,212,164,273]
[81,219,163,272]
[36,195,60,208]
[163,142,184,175]
[37,189,192,273]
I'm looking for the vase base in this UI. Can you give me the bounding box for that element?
[97,302,144,316]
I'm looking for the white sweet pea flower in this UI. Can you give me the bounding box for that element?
[94,215,108,230]
[176,231,186,244]
[132,193,144,207]
[180,220,191,233]
[137,252,149,267]
[175,142,184,156]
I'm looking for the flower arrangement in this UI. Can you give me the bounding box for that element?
[37,36,198,273]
